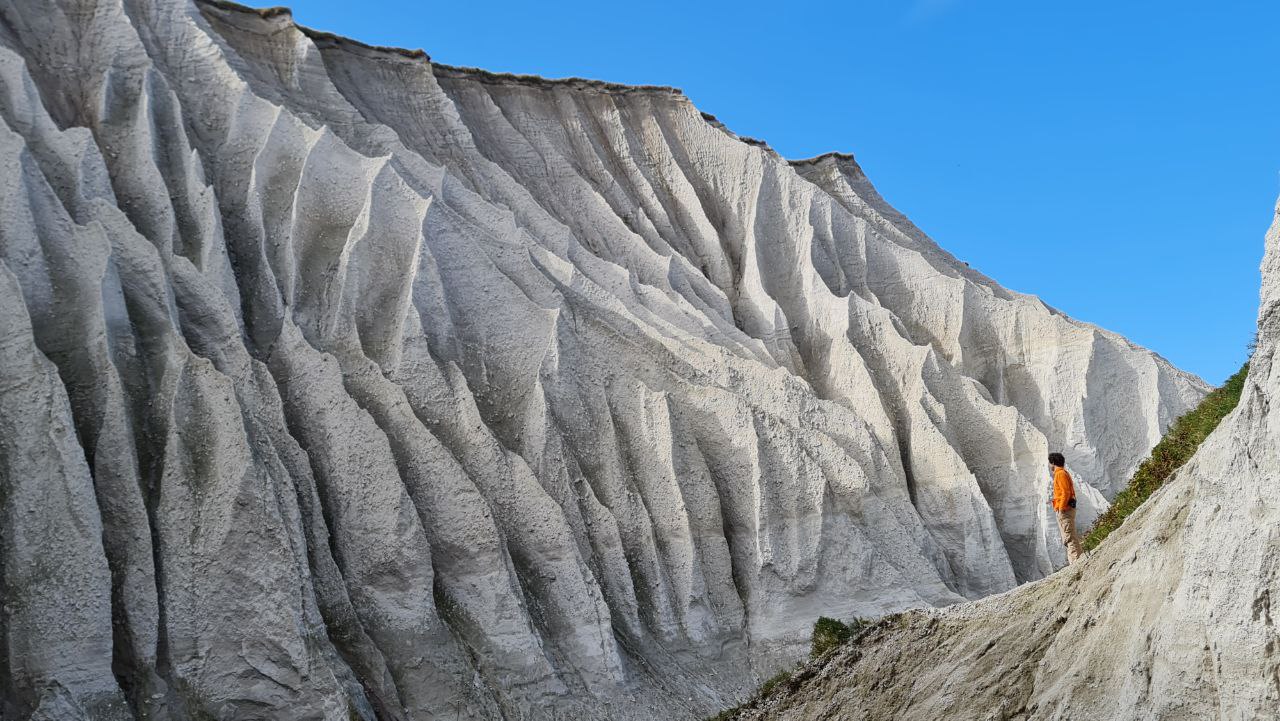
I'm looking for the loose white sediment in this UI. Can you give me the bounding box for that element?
[0,2,1206,719]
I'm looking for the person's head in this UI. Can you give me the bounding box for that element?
[1048,452,1065,468]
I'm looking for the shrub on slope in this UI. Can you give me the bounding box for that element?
[810,617,873,658]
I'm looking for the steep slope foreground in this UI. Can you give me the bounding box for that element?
[735,210,1280,720]
[0,1,1207,719]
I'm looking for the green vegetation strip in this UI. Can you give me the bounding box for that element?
[1083,362,1248,551]
[810,616,868,658]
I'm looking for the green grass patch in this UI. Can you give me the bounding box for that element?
[702,668,796,721]
[758,669,794,698]
[810,616,871,658]
[810,617,851,658]
[1083,362,1248,551]
[703,616,878,720]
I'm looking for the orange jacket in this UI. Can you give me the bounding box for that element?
[1052,467,1075,512]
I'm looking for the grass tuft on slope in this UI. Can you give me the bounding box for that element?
[1083,362,1248,551]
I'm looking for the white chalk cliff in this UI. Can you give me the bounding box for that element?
[0,1,1207,719]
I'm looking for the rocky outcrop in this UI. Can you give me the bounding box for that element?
[735,205,1280,721]
[0,1,1206,719]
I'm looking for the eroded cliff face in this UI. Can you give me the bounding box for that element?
[736,212,1280,721]
[0,1,1207,719]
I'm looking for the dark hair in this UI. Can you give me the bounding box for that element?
[1048,452,1065,467]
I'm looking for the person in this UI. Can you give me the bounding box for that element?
[1049,452,1084,564]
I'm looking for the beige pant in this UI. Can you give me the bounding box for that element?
[1057,506,1084,564]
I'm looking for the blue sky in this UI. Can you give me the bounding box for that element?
[287,1,1280,384]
